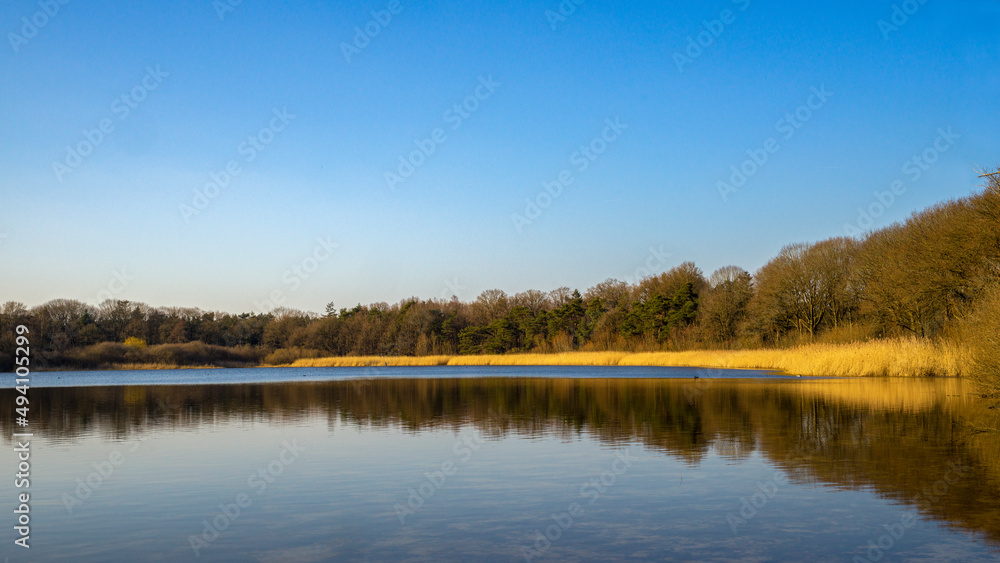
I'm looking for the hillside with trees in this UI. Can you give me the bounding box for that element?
[2,176,998,389]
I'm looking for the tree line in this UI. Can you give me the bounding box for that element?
[1,176,998,381]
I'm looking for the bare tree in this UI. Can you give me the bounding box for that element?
[751,244,826,340]
[472,289,510,325]
[512,289,550,315]
[548,287,573,308]
[585,279,631,310]
[702,266,752,344]
[809,237,860,329]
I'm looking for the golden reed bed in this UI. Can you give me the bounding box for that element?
[286,337,970,378]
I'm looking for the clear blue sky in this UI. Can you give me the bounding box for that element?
[1,0,998,314]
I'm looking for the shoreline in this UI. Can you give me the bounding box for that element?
[30,338,969,378]
[284,338,968,378]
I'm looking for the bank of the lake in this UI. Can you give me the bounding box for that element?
[285,337,970,378]
[40,337,972,379]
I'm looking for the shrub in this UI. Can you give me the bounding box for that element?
[264,347,322,366]
[67,342,132,368]
[61,341,259,369]
[148,342,260,367]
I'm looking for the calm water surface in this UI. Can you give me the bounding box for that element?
[1,367,998,562]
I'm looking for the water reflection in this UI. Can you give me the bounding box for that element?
[0,379,1000,540]
[3,375,998,553]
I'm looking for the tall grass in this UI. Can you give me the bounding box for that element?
[289,337,969,377]
[616,338,968,377]
[283,355,453,367]
[967,285,1000,393]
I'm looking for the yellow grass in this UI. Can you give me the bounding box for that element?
[286,355,454,367]
[616,338,970,377]
[287,337,971,377]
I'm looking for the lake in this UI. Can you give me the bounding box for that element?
[2,367,999,562]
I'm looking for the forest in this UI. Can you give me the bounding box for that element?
[2,175,998,387]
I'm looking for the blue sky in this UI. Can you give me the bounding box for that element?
[1,0,998,314]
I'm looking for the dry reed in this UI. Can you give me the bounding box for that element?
[287,337,970,377]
